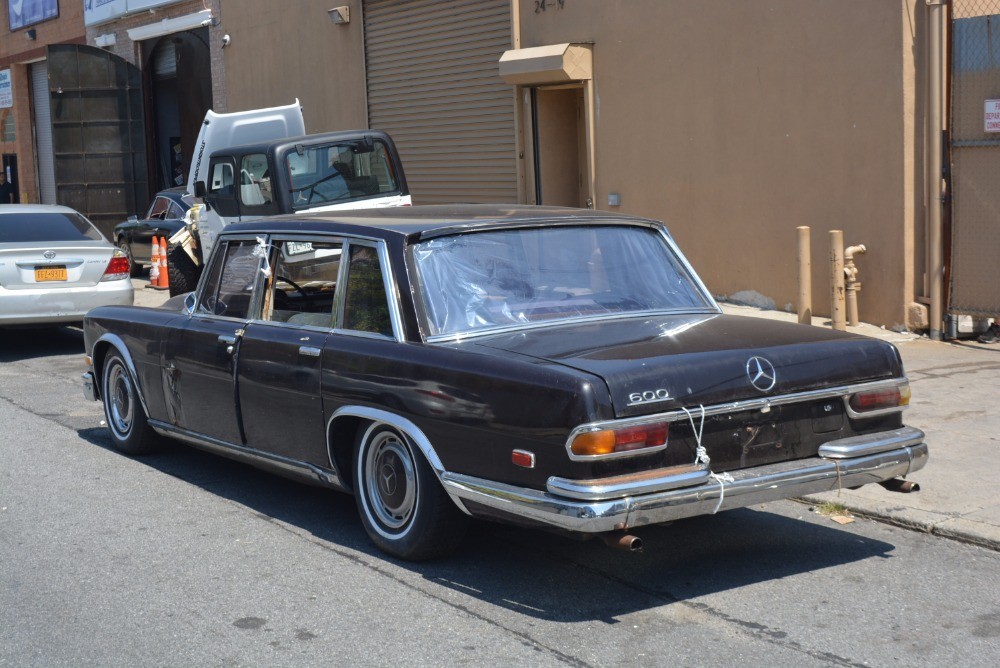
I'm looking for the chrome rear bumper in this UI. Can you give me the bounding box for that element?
[440,427,927,534]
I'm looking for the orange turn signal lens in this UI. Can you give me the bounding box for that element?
[571,422,669,457]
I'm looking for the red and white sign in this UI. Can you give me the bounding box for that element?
[986,100,1000,133]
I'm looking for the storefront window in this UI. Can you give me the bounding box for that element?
[0,110,13,143]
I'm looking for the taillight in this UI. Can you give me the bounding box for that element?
[101,249,131,282]
[570,421,669,458]
[848,383,910,415]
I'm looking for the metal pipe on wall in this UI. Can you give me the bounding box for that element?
[927,0,946,340]
[830,230,846,331]
[797,226,812,324]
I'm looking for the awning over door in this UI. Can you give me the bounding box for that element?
[498,43,592,85]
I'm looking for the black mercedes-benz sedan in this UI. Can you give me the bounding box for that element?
[82,205,927,560]
[113,188,193,276]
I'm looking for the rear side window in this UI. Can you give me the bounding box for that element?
[342,244,393,337]
[0,212,103,243]
[197,240,260,319]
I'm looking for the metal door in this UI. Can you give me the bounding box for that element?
[949,2,1000,316]
[44,44,148,240]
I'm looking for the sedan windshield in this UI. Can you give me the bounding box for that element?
[413,225,713,338]
[0,212,104,243]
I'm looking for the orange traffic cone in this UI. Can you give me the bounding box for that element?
[148,235,161,288]
[157,237,170,290]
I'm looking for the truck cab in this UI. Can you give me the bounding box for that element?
[168,101,410,295]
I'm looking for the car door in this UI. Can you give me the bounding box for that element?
[135,196,171,263]
[238,237,340,464]
[162,237,261,445]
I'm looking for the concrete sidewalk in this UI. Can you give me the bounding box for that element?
[131,277,1000,551]
[722,302,1000,552]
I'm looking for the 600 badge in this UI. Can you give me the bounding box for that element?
[627,388,671,407]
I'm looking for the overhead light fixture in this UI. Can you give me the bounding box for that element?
[328,6,350,24]
[95,33,116,49]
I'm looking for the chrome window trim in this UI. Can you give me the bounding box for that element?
[424,307,721,344]
[564,377,910,461]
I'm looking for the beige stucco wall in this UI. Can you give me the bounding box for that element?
[516,0,925,329]
[222,0,368,132]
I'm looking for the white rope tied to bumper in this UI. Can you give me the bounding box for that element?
[682,404,735,514]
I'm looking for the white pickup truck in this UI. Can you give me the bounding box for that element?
[168,100,411,295]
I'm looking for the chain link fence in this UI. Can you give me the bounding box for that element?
[949,0,1000,316]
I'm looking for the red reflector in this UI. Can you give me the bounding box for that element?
[849,388,901,412]
[511,449,535,468]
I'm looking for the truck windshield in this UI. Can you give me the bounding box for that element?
[412,225,713,338]
[287,140,399,209]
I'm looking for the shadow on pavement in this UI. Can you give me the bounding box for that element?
[78,426,897,624]
[0,325,84,361]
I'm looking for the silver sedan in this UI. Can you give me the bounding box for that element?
[0,205,134,326]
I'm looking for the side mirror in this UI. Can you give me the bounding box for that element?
[183,292,197,315]
[194,181,207,198]
[128,215,138,223]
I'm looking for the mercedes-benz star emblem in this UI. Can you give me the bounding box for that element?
[746,356,777,392]
[379,465,397,496]
[43,250,57,260]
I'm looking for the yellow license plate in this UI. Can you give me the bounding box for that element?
[35,266,68,282]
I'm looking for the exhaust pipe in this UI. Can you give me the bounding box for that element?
[879,477,920,493]
[601,531,643,553]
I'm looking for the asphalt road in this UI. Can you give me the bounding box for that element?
[1,326,998,667]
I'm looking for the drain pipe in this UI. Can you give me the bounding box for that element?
[927,0,946,340]
[830,230,846,331]
[798,226,812,324]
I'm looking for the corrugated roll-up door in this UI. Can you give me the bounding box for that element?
[152,39,177,79]
[31,62,57,205]
[363,0,517,204]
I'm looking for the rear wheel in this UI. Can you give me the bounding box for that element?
[101,351,160,455]
[352,423,468,560]
[166,242,201,297]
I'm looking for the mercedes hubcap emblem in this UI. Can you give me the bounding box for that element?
[379,464,397,496]
[746,356,777,392]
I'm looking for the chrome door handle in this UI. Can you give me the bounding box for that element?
[299,346,321,357]
[218,334,237,355]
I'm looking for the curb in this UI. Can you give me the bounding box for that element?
[795,493,1000,553]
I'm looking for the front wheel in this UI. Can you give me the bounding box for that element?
[352,424,468,560]
[166,243,201,297]
[101,351,161,455]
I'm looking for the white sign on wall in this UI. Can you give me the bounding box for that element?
[986,100,1000,133]
[0,69,12,110]
[84,0,185,27]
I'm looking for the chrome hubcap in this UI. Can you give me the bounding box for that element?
[107,363,134,438]
[364,430,416,531]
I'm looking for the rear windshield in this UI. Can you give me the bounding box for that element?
[0,212,104,243]
[286,139,400,210]
[413,225,713,338]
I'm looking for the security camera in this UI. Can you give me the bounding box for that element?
[221,34,231,47]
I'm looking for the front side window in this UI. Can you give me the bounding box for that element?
[197,240,260,319]
[342,244,392,337]
[412,226,713,338]
[287,139,399,210]
[263,240,342,327]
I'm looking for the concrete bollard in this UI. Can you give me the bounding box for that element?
[830,230,845,331]
[797,226,812,325]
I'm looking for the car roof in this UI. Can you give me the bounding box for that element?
[0,204,83,216]
[223,204,664,242]
[209,129,393,159]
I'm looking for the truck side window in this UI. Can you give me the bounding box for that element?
[240,153,273,208]
[209,161,235,197]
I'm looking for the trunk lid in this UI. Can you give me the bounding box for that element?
[474,313,902,418]
[0,242,115,289]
